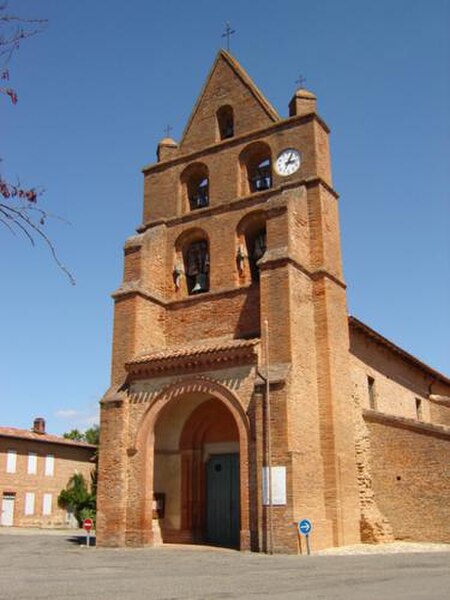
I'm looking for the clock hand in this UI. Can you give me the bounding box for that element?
[285,151,294,166]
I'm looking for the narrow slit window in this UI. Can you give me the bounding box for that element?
[367,376,376,409]
[217,105,234,140]
[415,398,423,420]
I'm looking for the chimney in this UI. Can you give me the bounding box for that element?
[33,417,46,434]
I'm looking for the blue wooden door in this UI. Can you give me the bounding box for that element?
[206,453,240,548]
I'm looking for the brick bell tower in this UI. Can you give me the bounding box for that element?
[97,50,361,552]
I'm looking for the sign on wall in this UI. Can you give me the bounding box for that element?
[262,466,286,505]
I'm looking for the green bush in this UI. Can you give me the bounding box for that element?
[58,473,96,527]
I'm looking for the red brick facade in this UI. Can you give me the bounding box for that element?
[1,419,95,528]
[97,50,450,552]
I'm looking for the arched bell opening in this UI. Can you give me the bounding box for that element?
[173,228,210,296]
[239,141,272,196]
[236,210,267,286]
[152,393,241,549]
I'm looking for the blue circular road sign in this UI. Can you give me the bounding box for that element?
[298,519,312,535]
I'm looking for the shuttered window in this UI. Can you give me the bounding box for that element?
[27,453,37,475]
[24,492,35,515]
[44,455,54,476]
[6,450,17,473]
[42,493,52,515]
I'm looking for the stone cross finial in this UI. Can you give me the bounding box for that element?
[222,22,236,52]
[295,75,307,89]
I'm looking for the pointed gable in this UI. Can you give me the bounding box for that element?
[180,50,280,152]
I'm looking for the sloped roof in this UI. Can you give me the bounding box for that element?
[0,426,97,449]
[129,337,259,365]
[180,49,280,145]
[349,316,450,385]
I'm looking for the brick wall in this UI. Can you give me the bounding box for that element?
[0,437,94,528]
[350,326,450,425]
[364,411,450,542]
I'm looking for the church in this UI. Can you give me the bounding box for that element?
[96,50,450,553]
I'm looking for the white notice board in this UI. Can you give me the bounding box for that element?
[262,466,286,505]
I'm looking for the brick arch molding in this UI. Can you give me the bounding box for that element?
[131,376,252,549]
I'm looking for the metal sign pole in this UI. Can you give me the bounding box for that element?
[86,530,90,548]
[298,519,313,555]
[264,319,274,555]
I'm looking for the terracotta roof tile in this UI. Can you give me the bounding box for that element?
[0,427,97,449]
[349,316,450,385]
[128,337,259,366]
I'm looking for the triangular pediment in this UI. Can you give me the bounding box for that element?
[180,50,280,152]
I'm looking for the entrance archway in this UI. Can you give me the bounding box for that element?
[134,378,250,550]
[179,398,240,547]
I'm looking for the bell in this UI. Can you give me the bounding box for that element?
[191,274,207,293]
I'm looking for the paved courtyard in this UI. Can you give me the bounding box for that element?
[0,531,449,599]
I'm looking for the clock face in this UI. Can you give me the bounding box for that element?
[275,148,301,176]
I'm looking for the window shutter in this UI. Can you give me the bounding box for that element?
[25,492,35,515]
[28,453,37,475]
[6,450,17,474]
[44,455,54,476]
[42,493,52,515]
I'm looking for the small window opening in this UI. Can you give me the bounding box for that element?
[217,105,234,140]
[367,376,376,409]
[184,240,210,295]
[415,398,423,420]
[249,158,272,193]
[246,228,266,282]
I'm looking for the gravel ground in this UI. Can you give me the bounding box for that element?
[316,541,450,555]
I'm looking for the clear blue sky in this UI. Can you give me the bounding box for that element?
[2,0,449,435]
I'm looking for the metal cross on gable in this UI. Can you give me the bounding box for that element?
[222,22,236,52]
[296,75,307,89]
[164,124,173,138]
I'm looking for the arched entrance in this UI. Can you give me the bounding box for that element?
[179,398,240,547]
[138,379,250,550]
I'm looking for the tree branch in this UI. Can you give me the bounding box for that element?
[1,4,74,284]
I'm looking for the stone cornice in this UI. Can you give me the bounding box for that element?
[136,176,337,235]
[111,281,166,307]
[137,187,286,234]
[254,363,291,386]
[142,112,330,175]
[112,281,260,308]
[429,395,450,406]
[363,408,450,440]
[112,252,346,308]
[259,252,347,290]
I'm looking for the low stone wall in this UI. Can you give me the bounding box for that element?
[364,410,450,543]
